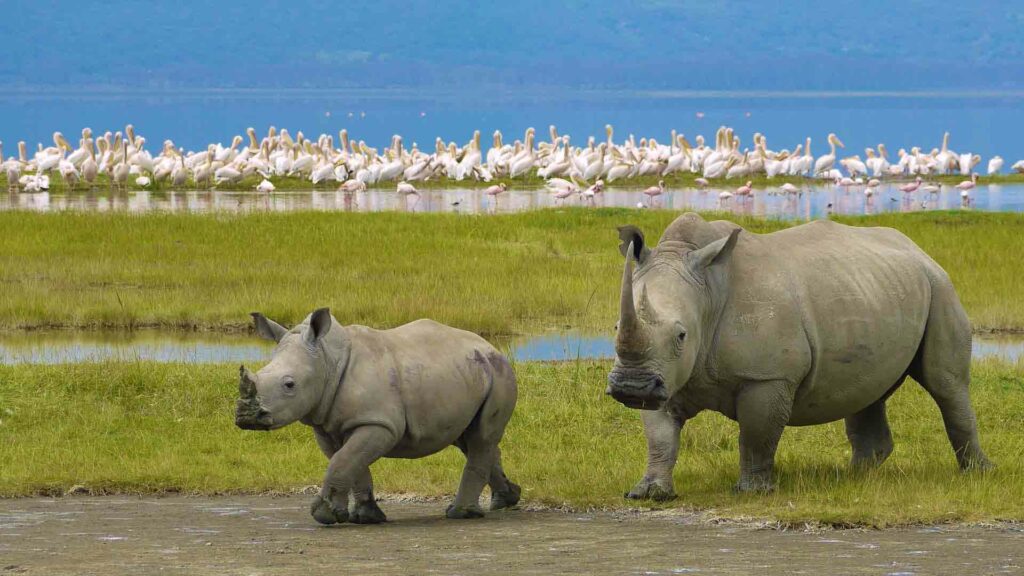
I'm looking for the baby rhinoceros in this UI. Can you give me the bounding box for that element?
[235,308,520,525]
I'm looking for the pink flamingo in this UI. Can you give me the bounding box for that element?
[485,183,507,196]
[735,180,752,197]
[694,177,709,188]
[642,179,664,206]
[899,177,922,194]
[956,173,979,191]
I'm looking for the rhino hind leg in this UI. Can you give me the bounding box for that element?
[910,287,992,471]
[448,382,516,519]
[734,382,793,493]
[845,393,897,469]
[626,409,684,501]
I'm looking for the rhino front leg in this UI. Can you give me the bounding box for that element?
[845,396,895,468]
[735,382,792,493]
[312,425,396,526]
[626,408,684,501]
[349,468,387,524]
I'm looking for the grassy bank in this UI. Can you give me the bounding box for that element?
[1,210,1022,334]
[1,359,1021,525]
[3,171,1024,193]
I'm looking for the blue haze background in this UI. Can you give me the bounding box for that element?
[1,1,1022,158]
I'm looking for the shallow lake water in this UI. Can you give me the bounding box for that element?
[2,182,1020,219]
[0,330,1019,365]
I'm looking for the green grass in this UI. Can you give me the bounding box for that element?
[1,209,1022,334]
[1,359,1021,525]
[4,170,1023,192]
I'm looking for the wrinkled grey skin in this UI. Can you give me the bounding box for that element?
[607,212,991,499]
[236,308,519,525]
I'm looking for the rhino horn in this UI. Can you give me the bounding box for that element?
[618,241,634,336]
[617,242,649,351]
[239,365,257,399]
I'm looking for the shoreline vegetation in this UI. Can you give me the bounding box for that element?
[1,358,1021,525]
[3,171,1024,193]
[1,209,1022,335]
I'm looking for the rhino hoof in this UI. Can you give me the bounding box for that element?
[490,482,522,510]
[625,480,676,502]
[310,495,349,525]
[446,504,485,519]
[350,500,387,524]
[733,478,775,494]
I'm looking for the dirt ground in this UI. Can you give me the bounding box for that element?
[1,495,1021,575]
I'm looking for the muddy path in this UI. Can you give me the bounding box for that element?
[1,495,1021,575]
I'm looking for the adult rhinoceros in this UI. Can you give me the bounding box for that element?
[606,212,991,498]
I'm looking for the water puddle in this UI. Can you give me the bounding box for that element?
[0,330,1019,364]
[3,183,1023,219]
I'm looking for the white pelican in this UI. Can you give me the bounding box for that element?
[813,133,844,177]
[1011,160,1024,174]
[987,156,1003,175]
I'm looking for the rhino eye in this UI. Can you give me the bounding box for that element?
[677,331,687,342]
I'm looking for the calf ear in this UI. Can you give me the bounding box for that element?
[251,312,287,342]
[689,228,740,270]
[617,225,651,264]
[304,307,333,345]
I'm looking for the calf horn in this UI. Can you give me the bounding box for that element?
[239,365,257,399]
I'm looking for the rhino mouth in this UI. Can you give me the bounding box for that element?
[606,367,669,410]
[235,398,273,430]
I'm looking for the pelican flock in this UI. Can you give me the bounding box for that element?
[2,126,1022,202]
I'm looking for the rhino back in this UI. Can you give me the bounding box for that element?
[712,220,940,425]
[337,320,513,458]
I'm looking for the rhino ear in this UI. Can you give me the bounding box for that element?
[617,225,651,264]
[304,307,332,345]
[251,312,287,342]
[689,228,740,270]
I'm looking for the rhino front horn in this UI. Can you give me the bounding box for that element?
[619,241,639,337]
[239,365,257,399]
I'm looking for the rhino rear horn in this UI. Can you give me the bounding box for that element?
[239,365,257,399]
[617,225,650,264]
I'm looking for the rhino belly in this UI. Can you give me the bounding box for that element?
[788,260,931,425]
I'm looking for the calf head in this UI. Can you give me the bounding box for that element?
[235,307,335,431]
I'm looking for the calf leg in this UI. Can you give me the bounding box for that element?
[454,440,520,511]
[448,381,515,519]
[487,447,521,510]
[845,396,895,468]
[310,425,396,525]
[626,408,685,501]
[349,468,387,524]
[735,382,792,493]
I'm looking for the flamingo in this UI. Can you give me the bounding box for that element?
[642,179,664,203]
[694,177,709,188]
[735,181,752,196]
[779,183,798,195]
[397,181,419,196]
[256,179,276,193]
[899,177,922,194]
[955,173,978,191]
[484,183,507,195]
